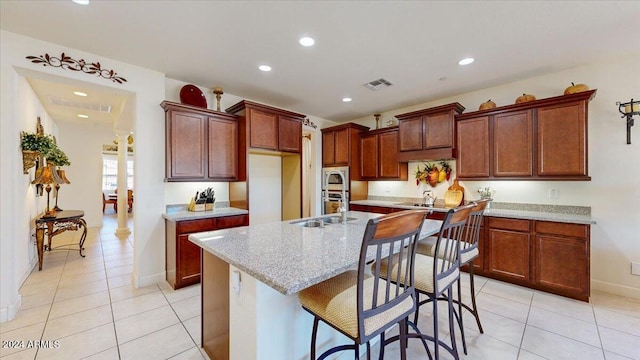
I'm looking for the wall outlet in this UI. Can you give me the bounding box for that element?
[632,262,640,276]
[549,188,559,199]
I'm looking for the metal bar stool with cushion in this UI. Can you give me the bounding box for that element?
[376,204,473,360]
[415,199,490,355]
[298,210,428,360]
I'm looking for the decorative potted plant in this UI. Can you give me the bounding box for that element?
[20,131,54,174]
[45,145,71,167]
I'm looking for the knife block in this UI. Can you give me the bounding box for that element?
[188,197,206,212]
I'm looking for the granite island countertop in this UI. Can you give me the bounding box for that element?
[350,200,595,225]
[188,211,442,295]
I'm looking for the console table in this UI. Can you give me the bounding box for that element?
[35,210,87,270]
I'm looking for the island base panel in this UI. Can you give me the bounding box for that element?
[202,251,229,360]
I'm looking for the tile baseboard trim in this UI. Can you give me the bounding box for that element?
[591,279,640,301]
[133,271,166,289]
[0,294,21,323]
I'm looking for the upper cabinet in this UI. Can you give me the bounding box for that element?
[360,127,408,180]
[161,101,239,182]
[395,103,465,162]
[321,123,369,170]
[455,90,596,180]
[225,100,304,153]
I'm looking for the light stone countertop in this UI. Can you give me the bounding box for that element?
[188,211,442,295]
[162,207,249,221]
[350,200,595,225]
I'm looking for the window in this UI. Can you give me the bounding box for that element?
[102,154,134,191]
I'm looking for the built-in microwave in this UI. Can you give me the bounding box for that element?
[321,166,349,191]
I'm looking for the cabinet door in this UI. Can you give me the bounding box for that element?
[217,214,249,229]
[378,131,402,178]
[534,234,589,298]
[398,116,423,151]
[168,111,207,179]
[322,131,335,166]
[177,234,202,287]
[537,102,586,176]
[456,116,490,178]
[488,229,530,281]
[278,115,301,153]
[249,108,278,151]
[360,134,378,179]
[424,112,453,149]
[208,116,237,180]
[334,128,350,166]
[493,111,533,177]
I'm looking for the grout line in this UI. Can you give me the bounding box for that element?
[98,229,122,360]
[515,288,535,359]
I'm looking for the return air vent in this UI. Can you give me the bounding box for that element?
[48,96,113,113]
[364,78,393,91]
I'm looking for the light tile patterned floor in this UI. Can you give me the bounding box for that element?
[1,213,639,359]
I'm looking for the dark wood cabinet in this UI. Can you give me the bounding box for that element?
[395,103,465,162]
[455,90,595,180]
[537,101,587,177]
[166,214,249,289]
[321,123,369,178]
[456,116,490,178]
[162,101,240,182]
[534,221,590,300]
[487,218,531,282]
[359,127,408,180]
[493,110,533,177]
[226,100,305,153]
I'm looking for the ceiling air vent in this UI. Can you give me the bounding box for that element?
[364,78,393,91]
[48,96,113,113]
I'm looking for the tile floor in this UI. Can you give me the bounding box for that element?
[1,213,639,360]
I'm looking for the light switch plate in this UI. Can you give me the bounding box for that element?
[632,262,640,276]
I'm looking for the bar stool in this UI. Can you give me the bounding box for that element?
[298,210,428,360]
[376,204,473,360]
[416,199,490,354]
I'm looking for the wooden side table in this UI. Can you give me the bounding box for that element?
[35,210,87,271]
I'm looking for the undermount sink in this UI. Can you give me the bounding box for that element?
[291,216,358,227]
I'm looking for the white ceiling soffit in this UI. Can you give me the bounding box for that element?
[2,1,639,123]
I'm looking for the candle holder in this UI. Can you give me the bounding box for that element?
[213,86,224,111]
[617,98,639,144]
[374,113,381,129]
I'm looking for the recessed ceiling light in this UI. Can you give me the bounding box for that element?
[72,0,90,4]
[299,37,315,47]
[342,97,352,103]
[77,114,89,118]
[73,91,88,97]
[258,65,272,72]
[458,57,474,66]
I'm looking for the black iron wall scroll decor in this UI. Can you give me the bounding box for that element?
[26,52,127,84]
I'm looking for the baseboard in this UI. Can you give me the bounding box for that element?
[133,271,166,289]
[0,294,22,323]
[591,279,640,300]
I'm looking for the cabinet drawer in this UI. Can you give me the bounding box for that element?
[489,217,530,232]
[217,214,249,229]
[535,221,587,239]
[176,218,217,234]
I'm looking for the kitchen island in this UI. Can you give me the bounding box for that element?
[188,210,442,360]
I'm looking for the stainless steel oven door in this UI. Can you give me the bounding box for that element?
[322,166,349,191]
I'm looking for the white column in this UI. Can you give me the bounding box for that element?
[115,130,131,237]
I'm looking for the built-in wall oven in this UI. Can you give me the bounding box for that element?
[321,166,349,215]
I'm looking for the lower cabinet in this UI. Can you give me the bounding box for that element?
[483,217,590,301]
[166,214,249,289]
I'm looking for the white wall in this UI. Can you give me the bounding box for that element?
[353,54,640,298]
[1,30,166,321]
[248,154,282,225]
[57,122,120,227]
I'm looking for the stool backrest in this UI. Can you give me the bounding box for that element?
[432,204,473,294]
[358,210,427,342]
[460,199,490,254]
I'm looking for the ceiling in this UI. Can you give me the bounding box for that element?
[2,1,639,124]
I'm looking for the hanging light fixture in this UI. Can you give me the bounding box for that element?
[617,98,639,144]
